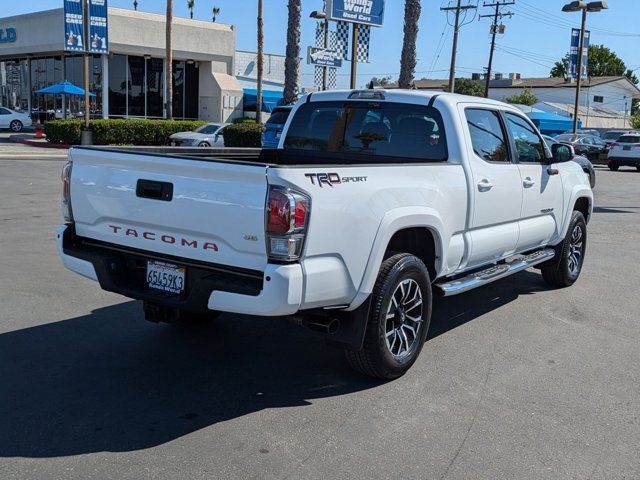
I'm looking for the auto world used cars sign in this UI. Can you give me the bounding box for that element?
[326,0,385,27]
[307,47,343,68]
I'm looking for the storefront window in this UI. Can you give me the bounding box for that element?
[185,62,199,119]
[172,60,185,119]
[0,60,29,111]
[128,56,145,117]
[108,54,127,116]
[146,58,164,118]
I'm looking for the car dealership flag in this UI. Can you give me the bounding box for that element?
[88,0,109,54]
[64,0,85,52]
[569,28,590,79]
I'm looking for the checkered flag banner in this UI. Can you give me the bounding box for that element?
[315,21,326,48]
[314,66,324,89]
[334,21,350,60]
[357,25,371,63]
[328,67,337,90]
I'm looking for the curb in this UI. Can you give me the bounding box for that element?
[9,135,71,149]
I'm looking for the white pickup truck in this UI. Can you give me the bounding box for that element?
[57,89,593,379]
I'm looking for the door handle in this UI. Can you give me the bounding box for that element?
[477,179,494,191]
[523,177,536,188]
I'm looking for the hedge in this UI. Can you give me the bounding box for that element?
[44,119,207,146]
[223,123,264,148]
[232,117,257,124]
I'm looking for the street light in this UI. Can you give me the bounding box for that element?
[562,0,608,133]
[309,10,328,91]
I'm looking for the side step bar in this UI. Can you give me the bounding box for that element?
[435,249,555,296]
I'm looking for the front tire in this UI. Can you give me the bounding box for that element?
[541,211,587,288]
[199,141,211,148]
[608,162,619,171]
[10,120,23,132]
[345,254,432,380]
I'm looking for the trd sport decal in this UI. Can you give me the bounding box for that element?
[304,173,368,188]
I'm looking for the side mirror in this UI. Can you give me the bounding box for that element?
[551,143,574,163]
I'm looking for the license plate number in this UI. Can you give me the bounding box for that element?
[146,261,185,294]
[623,146,631,151]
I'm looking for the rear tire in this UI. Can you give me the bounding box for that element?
[608,163,619,171]
[541,211,587,288]
[199,141,211,148]
[345,253,432,380]
[636,165,640,172]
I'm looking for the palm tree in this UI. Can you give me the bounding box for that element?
[187,0,195,19]
[133,0,139,10]
[166,0,173,120]
[256,0,263,124]
[283,0,301,105]
[398,0,421,89]
[212,6,220,22]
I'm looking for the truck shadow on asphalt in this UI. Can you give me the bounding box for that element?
[0,271,549,458]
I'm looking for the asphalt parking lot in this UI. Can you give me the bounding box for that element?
[1,154,639,480]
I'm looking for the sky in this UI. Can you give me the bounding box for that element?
[4,0,640,89]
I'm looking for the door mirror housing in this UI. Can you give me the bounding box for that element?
[551,143,574,163]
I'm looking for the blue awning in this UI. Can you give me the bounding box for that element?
[526,111,581,135]
[243,88,283,113]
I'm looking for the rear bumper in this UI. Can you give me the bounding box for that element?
[608,156,640,167]
[57,224,303,316]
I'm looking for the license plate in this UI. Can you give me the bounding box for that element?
[146,261,185,294]
[623,146,631,151]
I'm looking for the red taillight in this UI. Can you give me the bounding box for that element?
[611,142,619,148]
[266,186,310,261]
[267,189,292,234]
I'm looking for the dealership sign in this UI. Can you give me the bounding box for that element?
[569,27,590,79]
[0,28,17,44]
[88,0,109,54]
[307,47,343,68]
[326,0,385,27]
[64,0,85,52]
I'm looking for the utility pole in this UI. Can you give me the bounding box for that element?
[479,1,514,97]
[350,23,359,89]
[441,0,477,93]
[572,7,587,134]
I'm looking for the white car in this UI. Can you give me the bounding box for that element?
[0,107,32,132]
[169,123,228,147]
[607,133,640,171]
[58,89,592,379]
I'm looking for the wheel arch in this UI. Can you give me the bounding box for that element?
[348,208,446,311]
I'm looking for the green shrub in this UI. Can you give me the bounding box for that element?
[232,116,257,124]
[44,120,82,145]
[223,123,264,148]
[44,119,206,146]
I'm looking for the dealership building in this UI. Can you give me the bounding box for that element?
[0,7,245,122]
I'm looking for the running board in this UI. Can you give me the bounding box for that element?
[435,249,555,296]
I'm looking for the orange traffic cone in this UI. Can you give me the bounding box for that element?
[35,120,43,139]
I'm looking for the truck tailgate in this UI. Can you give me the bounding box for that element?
[69,148,269,271]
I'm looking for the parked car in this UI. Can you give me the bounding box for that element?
[262,106,292,148]
[542,135,595,188]
[555,133,608,161]
[0,106,32,132]
[602,130,632,146]
[563,129,601,137]
[607,133,640,171]
[169,123,228,147]
[57,90,593,379]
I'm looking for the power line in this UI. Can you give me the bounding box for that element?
[441,0,478,92]
[479,1,515,96]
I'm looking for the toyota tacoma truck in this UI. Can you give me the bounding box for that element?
[57,89,593,379]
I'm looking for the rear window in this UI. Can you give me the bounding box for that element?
[617,135,640,144]
[603,131,623,140]
[556,134,580,143]
[266,109,291,126]
[283,101,447,163]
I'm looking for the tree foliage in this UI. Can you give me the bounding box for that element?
[369,76,392,87]
[550,45,639,84]
[454,78,485,97]
[503,88,539,106]
[630,114,640,130]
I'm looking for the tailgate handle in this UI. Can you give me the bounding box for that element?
[136,179,173,201]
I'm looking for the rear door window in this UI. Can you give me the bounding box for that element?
[283,101,447,163]
[617,136,640,144]
[465,108,510,163]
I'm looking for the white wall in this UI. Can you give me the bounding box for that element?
[488,80,636,114]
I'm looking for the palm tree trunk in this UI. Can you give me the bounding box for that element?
[283,0,301,105]
[398,0,421,89]
[256,0,263,124]
[166,0,173,119]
